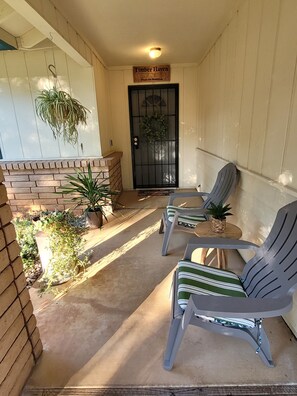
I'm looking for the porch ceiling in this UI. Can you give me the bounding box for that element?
[1,0,241,66]
[51,0,241,66]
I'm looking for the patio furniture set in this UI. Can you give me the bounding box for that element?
[159,163,297,370]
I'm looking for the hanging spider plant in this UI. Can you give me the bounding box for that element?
[35,86,90,145]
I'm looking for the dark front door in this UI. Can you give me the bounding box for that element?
[128,84,179,189]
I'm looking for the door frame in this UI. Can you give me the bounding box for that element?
[128,83,179,189]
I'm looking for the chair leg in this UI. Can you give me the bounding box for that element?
[163,316,187,370]
[159,217,164,234]
[162,221,174,256]
[242,326,274,367]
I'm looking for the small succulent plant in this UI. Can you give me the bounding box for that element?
[207,202,233,220]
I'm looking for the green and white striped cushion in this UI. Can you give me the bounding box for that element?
[167,205,206,228]
[177,260,256,328]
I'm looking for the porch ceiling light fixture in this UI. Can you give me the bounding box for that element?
[149,47,161,59]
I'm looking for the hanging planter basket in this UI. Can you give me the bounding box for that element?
[35,85,90,145]
[140,113,168,143]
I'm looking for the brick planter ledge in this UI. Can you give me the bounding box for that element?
[0,152,123,216]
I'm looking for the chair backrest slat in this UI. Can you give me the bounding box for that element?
[202,163,237,209]
[241,201,297,298]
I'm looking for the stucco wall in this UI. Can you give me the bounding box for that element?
[197,0,297,335]
[108,64,198,189]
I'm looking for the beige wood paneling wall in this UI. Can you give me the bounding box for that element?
[108,64,198,189]
[198,0,297,190]
[197,0,297,336]
[0,49,101,160]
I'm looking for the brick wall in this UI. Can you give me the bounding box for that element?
[0,168,42,395]
[0,153,123,217]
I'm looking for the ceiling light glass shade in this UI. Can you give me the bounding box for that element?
[149,47,161,59]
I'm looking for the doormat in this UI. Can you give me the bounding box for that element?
[137,189,173,197]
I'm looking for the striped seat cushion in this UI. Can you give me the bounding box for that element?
[177,260,255,328]
[167,205,206,228]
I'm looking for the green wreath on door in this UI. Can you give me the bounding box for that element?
[140,113,168,143]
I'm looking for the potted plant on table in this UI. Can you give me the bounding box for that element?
[59,163,118,229]
[207,202,233,233]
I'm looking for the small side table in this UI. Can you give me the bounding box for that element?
[194,221,242,269]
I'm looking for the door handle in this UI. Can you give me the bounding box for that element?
[133,136,139,149]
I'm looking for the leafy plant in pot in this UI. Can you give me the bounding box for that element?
[59,163,118,229]
[34,210,88,292]
[35,86,89,145]
[207,202,233,233]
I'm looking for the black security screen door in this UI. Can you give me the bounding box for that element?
[128,84,179,189]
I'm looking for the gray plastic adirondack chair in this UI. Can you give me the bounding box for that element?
[163,200,297,370]
[159,162,237,256]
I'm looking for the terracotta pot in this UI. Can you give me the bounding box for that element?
[86,210,103,229]
[211,217,226,233]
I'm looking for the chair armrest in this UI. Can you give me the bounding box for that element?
[168,191,209,205]
[184,236,259,259]
[189,294,293,319]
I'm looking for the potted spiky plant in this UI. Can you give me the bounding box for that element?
[207,202,233,233]
[35,86,89,145]
[59,163,118,229]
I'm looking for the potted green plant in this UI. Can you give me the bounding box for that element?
[59,163,118,229]
[34,210,88,292]
[14,217,41,287]
[207,202,233,233]
[35,86,89,145]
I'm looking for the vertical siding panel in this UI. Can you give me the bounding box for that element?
[262,0,297,179]
[202,54,212,151]
[202,56,210,150]
[237,0,262,168]
[0,54,23,160]
[282,61,297,190]
[223,17,237,160]
[218,25,232,157]
[197,61,206,150]
[212,41,221,157]
[4,52,42,159]
[67,57,101,157]
[217,33,227,156]
[177,67,185,185]
[25,51,61,158]
[234,2,249,162]
[54,50,79,158]
[109,70,131,188]
[183,67,198,185]
[208,50,217,155]
[197,68,203,149]
[247,0,280,173]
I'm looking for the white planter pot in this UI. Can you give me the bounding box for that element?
[35,231,52,273]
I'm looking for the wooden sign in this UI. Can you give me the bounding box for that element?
[133,65,170,83]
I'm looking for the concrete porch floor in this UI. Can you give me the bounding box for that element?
[23,191,297,395]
